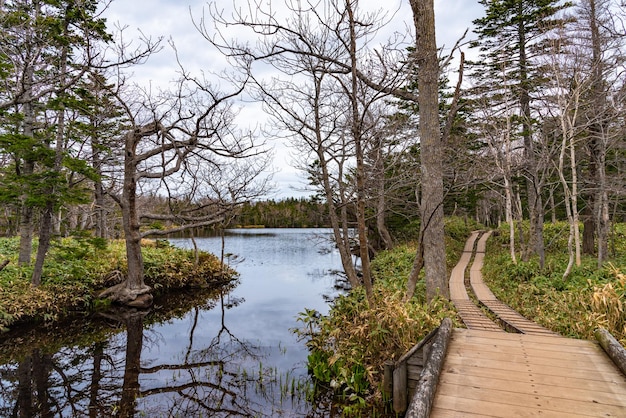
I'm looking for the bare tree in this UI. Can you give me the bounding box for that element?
[201,0,468,303]
[575,0,625,266]
[97,68,267,306]
[472,69,522,265]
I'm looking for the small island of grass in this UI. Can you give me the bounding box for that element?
[0,237,236,332]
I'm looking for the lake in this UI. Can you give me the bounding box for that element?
[0,228,345,417]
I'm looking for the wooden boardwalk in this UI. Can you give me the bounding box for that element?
[425,231,626,417]
[469,232,556,336]
[449,231,502,332]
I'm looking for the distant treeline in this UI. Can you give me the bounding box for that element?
[230,197,332,228]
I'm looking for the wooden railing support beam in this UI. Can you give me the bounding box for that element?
[392,360,407,414]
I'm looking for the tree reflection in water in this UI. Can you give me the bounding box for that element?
[0,288,325,417]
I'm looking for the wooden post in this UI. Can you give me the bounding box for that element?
[406,317,453,418]
[595,328,626,376]
[393,360,407,414]
[383,360,394,400]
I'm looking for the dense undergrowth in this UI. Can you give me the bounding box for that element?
[0,237,234,332]
[294,216,480,415]
[483,221,626,345]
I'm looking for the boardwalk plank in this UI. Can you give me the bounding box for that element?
[443,352,624,382]
[441,363,626,392]
[432,393,609,417]
[434,382,626,416]
[439,372,626,408]
[445,347,622,374]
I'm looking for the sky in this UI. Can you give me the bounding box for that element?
[100,0,485,199]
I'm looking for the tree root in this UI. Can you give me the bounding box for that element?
[98,281,153,308]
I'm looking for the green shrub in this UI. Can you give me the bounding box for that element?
[483,221,626,340]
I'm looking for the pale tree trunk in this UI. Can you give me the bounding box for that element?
[92,123,107,239]
[374,138,393,250]
[94,179,107,239]
[549,188,557,223]
[504,176,517,264]
[550,44,582,277]
[596,151,609,266]
[504,111,517,264]
[320,150,360,289]
[570,125,581,267]
[557,117,576,279]
[410,0,448,302]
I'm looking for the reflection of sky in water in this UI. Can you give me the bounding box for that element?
[166,228,342,363]
[149,229,343,414]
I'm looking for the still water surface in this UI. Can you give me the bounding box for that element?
[0,228,344,417]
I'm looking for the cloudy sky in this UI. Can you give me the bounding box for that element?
[100,0,485,199]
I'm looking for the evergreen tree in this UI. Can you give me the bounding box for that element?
[0,0,112,283]
[469,0,571,267]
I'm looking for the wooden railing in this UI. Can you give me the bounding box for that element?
[383,318,453,416]
[595,328,626,376]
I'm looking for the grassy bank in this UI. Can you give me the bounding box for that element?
[0,237,235,332]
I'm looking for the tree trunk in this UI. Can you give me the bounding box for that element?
[347,1,373,306]
[99,128,152,306]
[31,202,54,286]
[410,0,448,301]
[588,0,609,267]
[518,1,545,268]
[32,25,70,285]
[91,115,107,239]
[311,73,360,289]
[122,130,149,298]
[504,176,517,264]
[18,67,36,266]
[94,179,107,239]
[375,143,393,250]
[582,205,595,254]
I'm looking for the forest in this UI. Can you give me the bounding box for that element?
[0,0,624,308]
